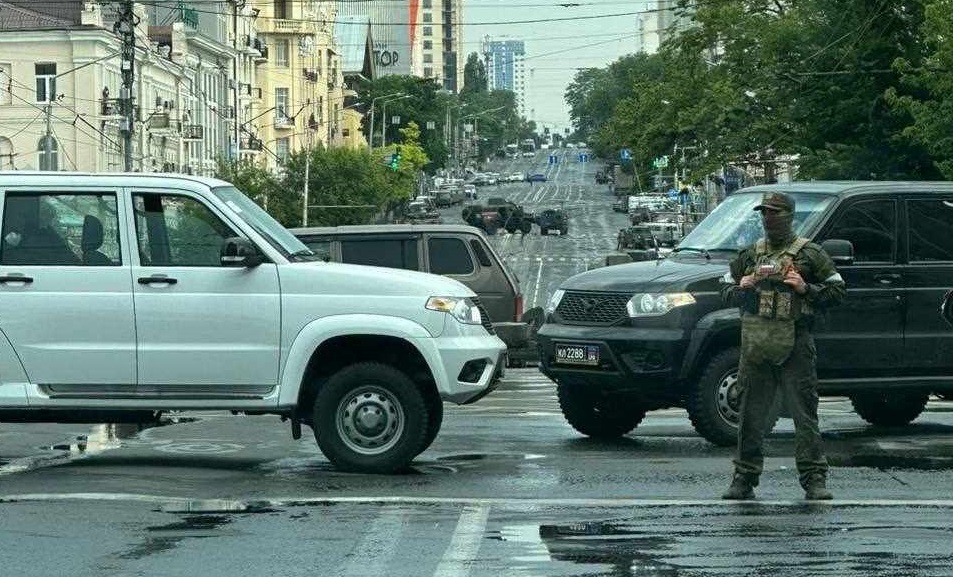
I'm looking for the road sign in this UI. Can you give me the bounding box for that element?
[549,154,559,165]
[653,155,669,169]
[578,153,589,163]
[620,148,632,161]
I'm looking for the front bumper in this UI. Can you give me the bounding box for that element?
[425,331,507,405]
[537,323,690,397]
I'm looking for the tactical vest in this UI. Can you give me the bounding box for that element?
[740,236,812,366]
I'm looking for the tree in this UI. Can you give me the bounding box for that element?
[461,52,488,96]
[214,158,298,226]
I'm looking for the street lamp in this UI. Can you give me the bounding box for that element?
[380,94,410,148]
[368,92,405,149]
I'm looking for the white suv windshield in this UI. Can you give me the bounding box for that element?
[677,191,836,252]
[212,186,312,258]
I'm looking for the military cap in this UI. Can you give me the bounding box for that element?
[753,191,795,212]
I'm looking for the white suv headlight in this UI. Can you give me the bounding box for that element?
[626,292,695,317]
[545,289,565,314]
[426,296,482,325]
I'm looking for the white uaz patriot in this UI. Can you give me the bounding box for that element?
[0,172,507,473]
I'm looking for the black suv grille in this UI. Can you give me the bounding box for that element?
[556,291,631,326]
[472,297,496,334]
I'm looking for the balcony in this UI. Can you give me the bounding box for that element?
[274,114,295,129]
[182,124,204,140]
[303,68,318,82]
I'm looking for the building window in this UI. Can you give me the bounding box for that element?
[423,40,432,50]
[423,26,432,36]
[422,0,432,7]
[423,53,433,64]
[275,137,290,164]
[423,12,432,23]
[35,63,56,103]
[274,0,288,19]
[37,136,58,170]
[274,40,289,67]
[423,67,433,78]
[275,87,289,122]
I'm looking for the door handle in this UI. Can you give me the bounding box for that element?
[138,275,178,286]
[874,273,901,284]
[0,274,33,284]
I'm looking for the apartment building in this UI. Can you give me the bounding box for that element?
[483,38,526,118]
[0,0,347,174]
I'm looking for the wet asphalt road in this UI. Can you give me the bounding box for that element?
[2,151,953,576]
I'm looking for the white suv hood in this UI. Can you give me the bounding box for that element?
[283,261,474,298]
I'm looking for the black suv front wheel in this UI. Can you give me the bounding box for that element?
[688,347,779,446]
[557,383,646,439]
[850,391,929,427]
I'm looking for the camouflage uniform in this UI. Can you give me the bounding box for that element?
[720,192,846,499]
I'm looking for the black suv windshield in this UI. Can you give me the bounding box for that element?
[677,191,836,252]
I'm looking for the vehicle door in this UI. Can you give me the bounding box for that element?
[0,189,134,394]
[337,234,421,271]
[426,234,515,322]
[813,196,903,376]
[900,193,953,372]
[129,189,280,395]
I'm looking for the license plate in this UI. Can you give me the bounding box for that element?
[555,343,600,366]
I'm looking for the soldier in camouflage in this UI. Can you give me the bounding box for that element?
[720,191,846,500]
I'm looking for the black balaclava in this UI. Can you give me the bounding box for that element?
[761,208,795,249]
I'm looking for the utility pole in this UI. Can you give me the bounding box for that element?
[43,102,53,170]
[303,130,311,227]
[118,1,136,172]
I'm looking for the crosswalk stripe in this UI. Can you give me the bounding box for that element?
[433,505,490,577]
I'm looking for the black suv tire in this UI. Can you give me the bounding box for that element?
[849,391,929,427]
[557,383,647,438]
[688,347,779,446]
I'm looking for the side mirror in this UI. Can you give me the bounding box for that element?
[821,238,854,266]
[942,290,953,327]
[221,237,264,267]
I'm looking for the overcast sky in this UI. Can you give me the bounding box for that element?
[463,0,646,132]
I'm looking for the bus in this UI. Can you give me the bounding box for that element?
[520,139,536,157]
[505,143,519,158]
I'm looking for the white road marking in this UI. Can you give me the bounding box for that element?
[433,505,490,577]
[530,254,545,309]
[3,493,953,509]
[338,505,406,577]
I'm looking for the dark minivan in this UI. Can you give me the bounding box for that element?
[291,224,537,362]
[538,181,953,445]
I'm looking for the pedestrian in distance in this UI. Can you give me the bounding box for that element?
[719,191,846,500]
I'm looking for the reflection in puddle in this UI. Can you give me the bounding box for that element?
[117,515,234,561]
[47,415,200,455]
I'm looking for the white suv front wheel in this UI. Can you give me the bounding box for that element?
[313,362,429,473]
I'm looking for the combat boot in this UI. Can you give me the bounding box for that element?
[803,474,833,500]
[722,474,756,500]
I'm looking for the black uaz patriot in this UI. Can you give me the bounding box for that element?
[538,181,953,445]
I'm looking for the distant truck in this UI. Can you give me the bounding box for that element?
[611,165,635,196]
[462,197,534,235]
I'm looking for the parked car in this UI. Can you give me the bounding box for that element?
[539,181,953,446]
[0,172,506,474]
[526,173,548,183]
[291,224,540,366]
[402,200,441,225]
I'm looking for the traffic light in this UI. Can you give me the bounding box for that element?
[389,146,401,171]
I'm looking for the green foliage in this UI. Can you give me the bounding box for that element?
[461,52,488,96]
[566,0,948,182]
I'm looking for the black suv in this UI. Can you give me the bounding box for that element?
[538,181,953,445]
[536,208,568,236]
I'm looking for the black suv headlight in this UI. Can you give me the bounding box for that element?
[626,292,695,317]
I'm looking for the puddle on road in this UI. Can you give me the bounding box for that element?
[831,454,953,471]
[411,453,546,474]
[45,415,200,455]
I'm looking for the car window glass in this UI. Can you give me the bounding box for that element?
[908,198,953,262]
[823,199,895,263]
[133,193,236,267]
[302,238,332,261]
[1,192,120,266]
[469,238,492,267]
[340,239,418,270]
[429,237,474,275]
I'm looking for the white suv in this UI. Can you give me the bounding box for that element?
[0,172,506,473]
